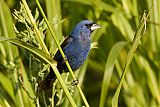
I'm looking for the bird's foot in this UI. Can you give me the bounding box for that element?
[71,78,79,86]
[63,56,68,62]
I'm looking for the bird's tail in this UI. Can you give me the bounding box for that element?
[38,69,56,90]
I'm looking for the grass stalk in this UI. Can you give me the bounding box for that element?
[21,0,77,106]
[99,41,127,107]
[0,1,24,106]
[21,0,48,53]
[35,0,90,106]
[112,11,149,107]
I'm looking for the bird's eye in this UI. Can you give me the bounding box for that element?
[85,23,93,27]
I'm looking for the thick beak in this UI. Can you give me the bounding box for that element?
[91,23,101,31]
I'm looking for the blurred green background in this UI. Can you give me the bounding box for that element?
[0,0,160,107]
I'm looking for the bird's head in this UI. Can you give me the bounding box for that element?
[71,20,100,38]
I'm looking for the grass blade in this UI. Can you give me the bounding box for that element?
[99,41,127,107]
[112,11,149,107]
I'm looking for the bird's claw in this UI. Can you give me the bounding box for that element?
[71,78,79,86]
[63,57,68,62]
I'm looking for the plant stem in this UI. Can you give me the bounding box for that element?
[21,0,77,106]
[21,0,49,53]
[0,2,24,107]
[35,0,90,106]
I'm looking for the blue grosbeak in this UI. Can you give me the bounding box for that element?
[38,20,100,90]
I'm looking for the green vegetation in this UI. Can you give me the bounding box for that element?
[0,0,160,107]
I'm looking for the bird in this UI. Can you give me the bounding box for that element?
[38,20,100,90]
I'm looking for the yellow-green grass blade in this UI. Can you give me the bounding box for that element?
[99,41,127,107]
[112,11,149,107]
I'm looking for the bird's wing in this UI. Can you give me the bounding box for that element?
[53,36,73,71]
[61,36,73,49]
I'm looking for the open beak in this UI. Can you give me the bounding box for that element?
[91,23,101,31]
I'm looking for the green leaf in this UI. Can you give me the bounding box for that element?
[2,38,57,65]
[63,0,116,12]
[0,73,15,106]
[112,11,149,107]
[99,41,127,107]
[45,0,63,52]
[0,1,25,106]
